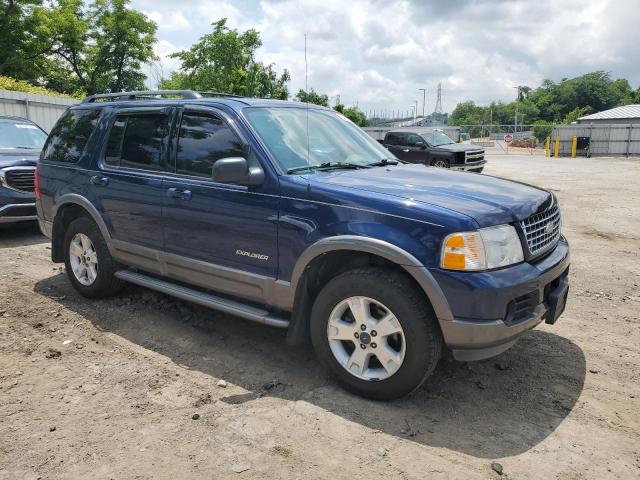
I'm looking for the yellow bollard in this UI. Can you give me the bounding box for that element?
[545,136,551,157]
[554,135,560,158]
[571,136,577,158]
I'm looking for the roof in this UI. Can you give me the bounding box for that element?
[0,115,36,124]
[578,104,640,121]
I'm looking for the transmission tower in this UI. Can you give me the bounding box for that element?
[434,82,443,115]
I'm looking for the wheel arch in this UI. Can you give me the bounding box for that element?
[286,236,454,346]
[51,194,112,262]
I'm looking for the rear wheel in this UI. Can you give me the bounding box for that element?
[310,268,442,400]
[431,158,449,168]
[63,216,123,298]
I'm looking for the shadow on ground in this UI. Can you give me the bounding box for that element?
[35,273,585,459]
[0,222,46,248]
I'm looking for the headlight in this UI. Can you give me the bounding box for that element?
[441,224,524,271]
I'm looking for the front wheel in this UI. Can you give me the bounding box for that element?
[430,158,450,168]
[310,268,442,400]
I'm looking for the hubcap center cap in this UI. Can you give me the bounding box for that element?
[359,332,371,345]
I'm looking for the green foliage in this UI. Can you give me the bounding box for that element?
[162,18,290,99]
[532,120,553,143]
[0,74,80,98]
[295,88,328,106]
[334,103,368,127]
[0,0,157,96]
[0,0,51,82]
[450,72,639,128]
[44,0,157,95]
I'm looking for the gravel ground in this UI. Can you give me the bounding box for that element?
[1,154,639,479]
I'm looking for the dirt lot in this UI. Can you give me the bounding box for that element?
[1,154,639,479]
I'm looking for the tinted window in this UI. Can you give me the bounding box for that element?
[385,133,401,145]
[43,109,100,163]
[176,113,244,178]
[407,133,423,146]
[105,114,169,171]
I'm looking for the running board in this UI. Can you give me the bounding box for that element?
[114,270,289,328]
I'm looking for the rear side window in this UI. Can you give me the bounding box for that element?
[43,109,101,163]
[385,132,404,145]
[105,114,169,171]
[175,112,244,178]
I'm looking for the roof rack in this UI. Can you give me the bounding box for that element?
[82,90,203,103]
[198,91,245,98]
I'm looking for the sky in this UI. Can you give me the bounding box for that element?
[130,0,640,116]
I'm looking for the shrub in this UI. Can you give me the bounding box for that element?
[0,76,81,99]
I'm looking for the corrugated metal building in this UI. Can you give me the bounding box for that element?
[576,105,640,125]
[0,90,78,132]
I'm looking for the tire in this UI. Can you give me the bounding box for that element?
[431,158,450,168]
[470,167,484,173]
[310,267,442,400]
[63,216,123,298]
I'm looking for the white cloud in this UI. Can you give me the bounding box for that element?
[132,0,640,114]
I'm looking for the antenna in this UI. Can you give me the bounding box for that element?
[304,33,308,92]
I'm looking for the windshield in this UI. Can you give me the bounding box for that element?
[244,107,395,173]
[422,130,455,147]
[0,120,47,149]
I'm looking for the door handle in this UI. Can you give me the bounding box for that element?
[402,149,410,152]
[89,175,109,186]
[167,187,192,200]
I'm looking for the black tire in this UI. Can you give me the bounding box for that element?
[63,216,123,298]
[310,267,442,400]
[430,158,450,168]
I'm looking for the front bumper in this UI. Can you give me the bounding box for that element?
[450,159,487,171]
[432,236,570,361]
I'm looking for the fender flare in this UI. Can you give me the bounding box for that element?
[290,235,454,323]
[52,194,114,254]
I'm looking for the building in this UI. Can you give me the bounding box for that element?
[576,104,640,125]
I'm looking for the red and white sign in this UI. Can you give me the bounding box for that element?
[504,133,513,144]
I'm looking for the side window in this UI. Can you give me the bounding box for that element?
[43,109,101,163]
[407,134,423,146]
[104,114,169,171]
[176,112,244,178]
[385,133,401,145]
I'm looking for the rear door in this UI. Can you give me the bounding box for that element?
[162,106,279,281]
[91,107,173,259]
[383,132,409,160]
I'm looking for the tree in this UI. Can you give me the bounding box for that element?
[295,88,328,106]
[162,18,290,99]
[0,1,50,82]
[532,120,553,143]
[334,103,368,127]
[44,0,158,95]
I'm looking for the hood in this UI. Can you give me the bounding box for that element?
[432,143,483,153]
[310,164,551,227]
[0,148,40,168]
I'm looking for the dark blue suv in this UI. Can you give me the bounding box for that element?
[36,90,570,399]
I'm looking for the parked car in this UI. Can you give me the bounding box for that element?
[36,90,569,400]
[0,116,47,224]
[381,127,486,172]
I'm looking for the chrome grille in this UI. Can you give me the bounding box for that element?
[520,204,561,256]
[2,167,35,193]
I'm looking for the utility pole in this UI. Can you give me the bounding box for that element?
[414,100,418,123]
[513,86,520,134]
[419,88,426,120]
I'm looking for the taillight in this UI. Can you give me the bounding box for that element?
[34,167,41,200]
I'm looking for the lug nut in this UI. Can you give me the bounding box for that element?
[371,343,377,348]
[360,324,366,331]
[371,330,377,337]
[360,344,366,349]
[354,332,359,339]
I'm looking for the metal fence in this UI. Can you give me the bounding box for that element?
[551,124,640,157]
[0,89,78,132]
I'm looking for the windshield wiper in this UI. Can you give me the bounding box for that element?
[367,158,399,167]
[287,162,370,174]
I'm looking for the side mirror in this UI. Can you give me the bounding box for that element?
[212,157,264,186]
